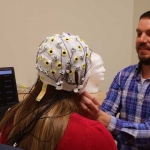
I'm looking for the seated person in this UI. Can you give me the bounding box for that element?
[84,52,106,102]
[0,33,117,150]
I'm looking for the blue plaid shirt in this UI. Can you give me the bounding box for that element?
[100,63,150,150]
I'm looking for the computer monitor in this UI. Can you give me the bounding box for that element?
[0,67,19,120]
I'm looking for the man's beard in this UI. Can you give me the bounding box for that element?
[138,55,150,65]
[137,43,150,65]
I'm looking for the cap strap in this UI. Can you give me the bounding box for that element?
[36,83,47,102]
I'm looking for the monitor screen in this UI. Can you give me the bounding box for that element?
[0,68,18,106]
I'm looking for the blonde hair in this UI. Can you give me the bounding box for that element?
[0,80,80,150]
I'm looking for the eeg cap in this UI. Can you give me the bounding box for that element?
[36,32,92,94]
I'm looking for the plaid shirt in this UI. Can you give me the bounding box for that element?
[101,63,150,150]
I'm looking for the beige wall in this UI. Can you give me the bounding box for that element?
[0,0,134,92]
[132,0,150,64]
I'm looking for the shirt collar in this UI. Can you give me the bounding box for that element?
[135,61,150,81]
[136,61,142,75]
[135,62,142,81]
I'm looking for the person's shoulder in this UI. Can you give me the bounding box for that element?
[114,64,138,79]
[70,113,110,136]
[70,113,102,126]
[114,64,138,85]
[119,64,138,73]
[57,113,117,150]
[120,64,138,72]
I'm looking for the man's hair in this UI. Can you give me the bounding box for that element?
[140,11,150,20]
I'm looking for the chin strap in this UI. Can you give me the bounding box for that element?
[36,83,47,102]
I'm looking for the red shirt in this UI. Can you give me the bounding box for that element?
[0,121,13,144]
[56,113,117,150]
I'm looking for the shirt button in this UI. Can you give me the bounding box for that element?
[135,117,140,122]
[138,100,142,105]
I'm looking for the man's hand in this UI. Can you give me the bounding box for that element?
[80,91,111,127]
[80,91,101,119]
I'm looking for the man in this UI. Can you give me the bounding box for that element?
[81,11,150,150]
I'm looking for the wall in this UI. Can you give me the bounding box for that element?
[0,0,134,92]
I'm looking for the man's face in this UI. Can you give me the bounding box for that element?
[136,18,150,65]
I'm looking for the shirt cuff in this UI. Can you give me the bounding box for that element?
[107,116,117,132]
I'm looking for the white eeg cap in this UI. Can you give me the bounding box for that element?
[36,32,92,94]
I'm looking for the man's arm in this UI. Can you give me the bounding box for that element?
[81,71,150,147]
[81,91,150,147]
